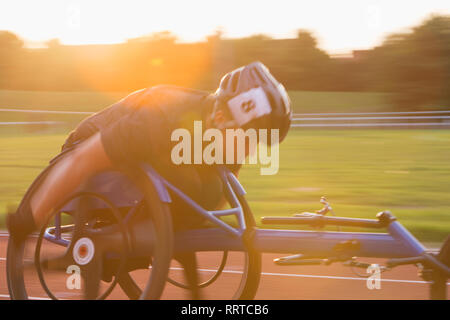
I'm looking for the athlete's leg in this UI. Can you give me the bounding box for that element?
[7,133,113,241]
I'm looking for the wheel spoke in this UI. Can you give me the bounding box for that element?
[82,258,103,300]
[175,252,201,299]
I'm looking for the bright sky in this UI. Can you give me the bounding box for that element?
[1,0,449,53]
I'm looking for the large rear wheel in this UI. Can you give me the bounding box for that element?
[7,165,174,300]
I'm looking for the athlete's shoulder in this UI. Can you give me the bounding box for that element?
[135,85,212,112]
[121,85,210,104]
[143,85,211,102]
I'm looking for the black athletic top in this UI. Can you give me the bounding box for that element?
[62,85,241,222]
[63,85,210,166]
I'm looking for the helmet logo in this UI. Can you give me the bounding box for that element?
[241,100,256,113]
[227,87,271,126]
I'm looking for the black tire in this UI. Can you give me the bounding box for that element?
[234,192,262,300]
[7,164,174,300]
[230,248,262,300]
[6,237,27,300]
[166,251,229,290]
[7,163,55,300]
[118,181,262,300]
[119,246,261,300]
[430,236,450,300]
[124,166,174,300]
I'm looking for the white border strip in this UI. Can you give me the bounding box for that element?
[0,259,440,286]
[167,267,449,285]
[0,258,448,288]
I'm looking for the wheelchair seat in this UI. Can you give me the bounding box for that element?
[60,170,143,212]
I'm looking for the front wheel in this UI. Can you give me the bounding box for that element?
[119,184,261,300]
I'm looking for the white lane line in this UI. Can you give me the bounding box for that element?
[0,261,447,302]
[2,257,443,285]
[0,234,447,286]
[167,267,449,285]
[260,271,449,285]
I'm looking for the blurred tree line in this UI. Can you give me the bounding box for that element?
[0,15,448,110]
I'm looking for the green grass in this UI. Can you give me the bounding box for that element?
[288,91,393,113]
[0,128,449,242]
[238,129,450,242]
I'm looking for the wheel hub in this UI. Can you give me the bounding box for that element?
[73,237,95,265]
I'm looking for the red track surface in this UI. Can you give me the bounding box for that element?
[0,236,448,300]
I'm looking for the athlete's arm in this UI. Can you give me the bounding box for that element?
[30,132,113,227]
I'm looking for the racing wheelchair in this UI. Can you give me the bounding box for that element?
[6,157,450,300]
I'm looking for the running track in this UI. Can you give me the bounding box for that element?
[0,234,448,300]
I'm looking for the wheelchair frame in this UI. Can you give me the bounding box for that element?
[40,163,449,298]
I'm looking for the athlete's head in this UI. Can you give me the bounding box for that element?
[207,61,292,144]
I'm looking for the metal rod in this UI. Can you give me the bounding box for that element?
[261,216,383,228]
[387,220,426,256]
